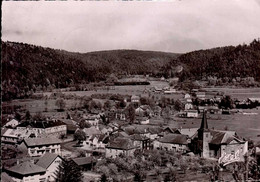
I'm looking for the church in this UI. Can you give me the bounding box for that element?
[190,111,248,159]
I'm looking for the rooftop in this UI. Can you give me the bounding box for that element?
[72,157,94,166]
[106,137,137,150]
[36,152,61,169]
[158,134,188,145]
[24,137,61,147]
[6,161,46,176]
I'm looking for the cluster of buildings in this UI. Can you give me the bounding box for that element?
[1,89,252,182]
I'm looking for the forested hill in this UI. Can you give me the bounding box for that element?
[166,39,260,82]
[1,41,179,100]
[2,39,260,100]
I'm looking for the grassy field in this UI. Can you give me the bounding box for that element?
[3,85,260,143]
[174,107,260,143]
[203,87,260,100]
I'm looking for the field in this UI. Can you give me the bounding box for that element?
[3,85,260,143]
[175,107,260,143]
[203,87,260,100]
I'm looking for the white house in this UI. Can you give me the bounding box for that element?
[185,103,193,110]
[164,88,176,94]
[196,92,206,100]
[1,128,38,145]
[4,119,19,128]
[105,137,139,158]
[19,137,61,157]
[153,134,189,153]
[131,95,140,103]
[5,161,46,182]
[36,153,63,182]
[82,134,109,150]
[186,110,199,118]
[184,93,191,99]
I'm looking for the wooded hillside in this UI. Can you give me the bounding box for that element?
[2,39,260,100]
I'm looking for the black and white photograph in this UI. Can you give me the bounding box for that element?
[1,0,260,181]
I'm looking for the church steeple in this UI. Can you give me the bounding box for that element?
[198,110,209,140]
[200,110,208,130]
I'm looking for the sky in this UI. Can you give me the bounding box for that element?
[2,0,260,53]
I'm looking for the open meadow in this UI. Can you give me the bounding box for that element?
[3,84,260,143]
[175,107,260,143]
[203,87,260,100]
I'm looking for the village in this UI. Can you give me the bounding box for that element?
[2,76,260,182]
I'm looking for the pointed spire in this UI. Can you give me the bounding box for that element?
[200,110,208,130]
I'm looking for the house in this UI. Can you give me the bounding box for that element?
[1,128,38,145]
[196,92,206,100]
[84,115,99,128]
[5,161,46,182]
[72,157,96,171]
[179,128,198,138]
[115,110,127,121]
[146,127,163,140]
[16,120,67,138]
[105,137,139,158]
[190,111,248,159]
[186,110,198,118]
[81,126,102,138]
[163,127,181,135]
[185,103,193,110]
[164,88,176,94]
[135,105,152,117]
[82,134,109,150]
[184,93,191,99]
[36,153,63,182]
[99,125,113,135]
[130,134,151,150]
[4,119,19,128]
[131,95,140,103]
[19,137,61,157]
[60,119,77,134]
[153,134,189,153]
[140,118,150,125]
[207,106,221,114]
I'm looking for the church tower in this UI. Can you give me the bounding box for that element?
[198,110,211,158]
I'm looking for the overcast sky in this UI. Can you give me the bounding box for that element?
[2,0,260,53]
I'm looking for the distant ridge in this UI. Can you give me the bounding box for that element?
[2,39,260,100]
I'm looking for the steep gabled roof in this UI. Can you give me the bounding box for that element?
[199,111,208,130]
[36,152,62,169]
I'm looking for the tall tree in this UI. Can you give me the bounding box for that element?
[55,159,83,182]
[74,129,86,144]
[55,98,66,111]
[126,104,135,124]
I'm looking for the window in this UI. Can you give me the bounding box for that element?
[51,149,55,153]
[205,134,209,137]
